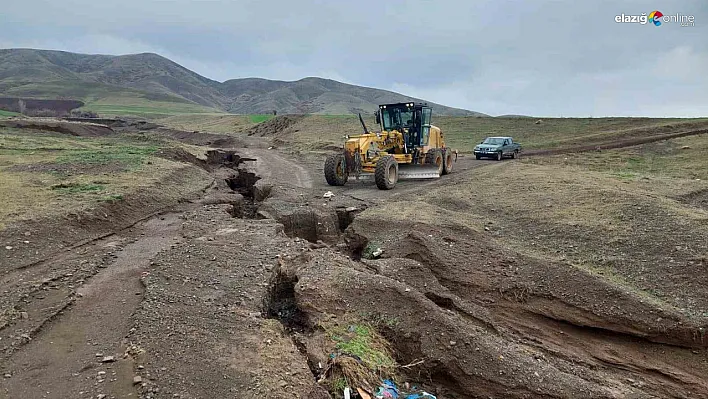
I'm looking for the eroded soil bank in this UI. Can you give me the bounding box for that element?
[1,123,707,398]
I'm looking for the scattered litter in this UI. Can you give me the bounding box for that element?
[405,392,436,399]
[268,146,274,150]
[101,356,116,363]
[323,191,335,199]
[4,246,12,250]
[358,388,373,399]
[371,248,383,258]
[344,387,351,399]
[375,379,399,398]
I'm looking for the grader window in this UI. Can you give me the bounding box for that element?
[381,107,413,131]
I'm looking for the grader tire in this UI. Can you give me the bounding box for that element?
[324,153,348,186]
[442,149,454,175]
[375,155,398,190]
[425,149,444,176]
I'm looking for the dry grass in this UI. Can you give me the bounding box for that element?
[245,114,708,157]
[356,132,708,320]
[0,128,199,228]
[435,116,708,151]
[158,114,260,134]
[523,133,708,181]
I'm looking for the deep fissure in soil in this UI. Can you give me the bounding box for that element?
[262,258,323,380]
[226,169,262,219]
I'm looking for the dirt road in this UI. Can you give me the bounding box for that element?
[1,124,707,398]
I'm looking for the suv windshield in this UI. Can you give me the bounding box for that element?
[381,107,414,131]
[482,138,505,145]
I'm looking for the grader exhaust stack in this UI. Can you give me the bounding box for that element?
[324,102,456,190]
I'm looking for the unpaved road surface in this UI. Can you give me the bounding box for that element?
[2,214,183,399]
[1,122,707,398]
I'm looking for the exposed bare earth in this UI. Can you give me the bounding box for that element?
[0,117,707,398]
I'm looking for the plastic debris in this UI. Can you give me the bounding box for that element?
[405,392,436,399]
[344,387,351,399]
[323,191,335,199]
[375,379,399,399]
[358,388,373,399]
[371,248,383,258]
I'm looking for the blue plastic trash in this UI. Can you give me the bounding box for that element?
[374,379,399,399]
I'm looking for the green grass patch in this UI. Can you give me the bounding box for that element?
[332,377,348,392]
[51,182,105,194]
[361,241,382,260]
[249,114,275,123]
[326,323,396,372]
[100,194,124,203]
[612,172,637,180]
[0,110,20,117]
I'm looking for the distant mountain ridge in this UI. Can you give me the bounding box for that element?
[0,48,485,116]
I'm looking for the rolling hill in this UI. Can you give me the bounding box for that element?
[0,48,484,116]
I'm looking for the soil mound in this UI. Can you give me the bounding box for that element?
[0,119,115,137]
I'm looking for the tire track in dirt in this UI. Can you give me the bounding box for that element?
[1,213,185,399]
[1,144,319,398]
[524,128,708,156]
[236,148,313,189]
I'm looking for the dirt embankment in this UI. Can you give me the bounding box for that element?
[262,214,708,398]
[245,115,307,138]
[0,119,116,137]
[0,97,84,115]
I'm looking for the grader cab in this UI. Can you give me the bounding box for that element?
[324,102,456,190]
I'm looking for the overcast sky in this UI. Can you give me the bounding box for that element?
[1,0,707,116]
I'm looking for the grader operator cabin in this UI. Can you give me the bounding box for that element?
[324,102,456,190]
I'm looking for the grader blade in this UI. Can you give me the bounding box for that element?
[397,164,441,179]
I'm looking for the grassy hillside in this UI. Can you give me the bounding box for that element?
[0,49,482,117]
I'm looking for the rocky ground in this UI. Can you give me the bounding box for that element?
[0,118,707,398]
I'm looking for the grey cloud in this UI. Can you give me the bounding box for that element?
[1,0,707,116]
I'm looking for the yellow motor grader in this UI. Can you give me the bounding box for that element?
[324,102,456,190]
